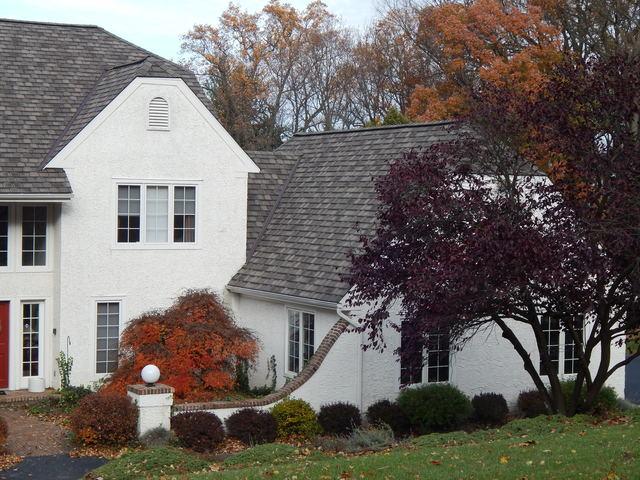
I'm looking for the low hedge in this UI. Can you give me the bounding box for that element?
[397,384,472,433]
[271,399,321,439]
[70,393,138,446]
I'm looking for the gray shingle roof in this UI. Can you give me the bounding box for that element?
[230,121,460,304]
[0,18,210,195]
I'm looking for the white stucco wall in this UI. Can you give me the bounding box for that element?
[361,311,627,408]
[46,77,255,387]
[229,293,362,410]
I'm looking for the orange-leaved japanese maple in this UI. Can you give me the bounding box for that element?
[102,290,258,401]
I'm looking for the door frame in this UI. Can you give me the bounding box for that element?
[0,301,9,389]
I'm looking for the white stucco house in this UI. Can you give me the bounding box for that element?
[0,18,627,410]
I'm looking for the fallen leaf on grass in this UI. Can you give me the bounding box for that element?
[499,455,510,464]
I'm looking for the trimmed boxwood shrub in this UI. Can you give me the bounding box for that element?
[517,390,549,418]
[171,411,225,452]
[397,384,472,433]
[365,400,411,437]
[560,380,618,414]
[472,393,509,425]
[318,402,362,436]
[271,399,320,438]
[225,408,277,445]
[70,393,138,446]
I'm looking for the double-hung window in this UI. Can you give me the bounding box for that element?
[400,322,451,385]
[0,206,8,267]
[287,309,315,374]
[116,184,196,245]
[96,301,120,374]
[21,206,47,266]
[540,316,583,375]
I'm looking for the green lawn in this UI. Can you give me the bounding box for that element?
[90,412,640,479]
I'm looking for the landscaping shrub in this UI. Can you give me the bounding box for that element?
[59,385,93,409]
[171,411,225,452]
[318,402,362,436]
[472,392,509,425]
[517,390,549,418]
[0,416,7,449]
[397,384,472,433]
[317,425,396,453]
[70,393,138,446]
[101,290,258,401]
[271,399,320,438]
[140,427,176,448]
[225,408,277,445]
[365,399,411,437]
[560,380,618,414]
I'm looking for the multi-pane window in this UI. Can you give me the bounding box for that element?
[145,186,168,243]
[426,333,450,383]
[96,302,120,374]
[400,323,423,385]
[117,186,141,243]
[21,206,47,266]
[0,206,8,267]
[116,184,196,245]
[174,186,196,243]
[400,323,450,385]
[22,303,40,377]
[540,316,583,375]
[287,309,314,374]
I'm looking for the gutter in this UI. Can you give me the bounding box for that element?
[226,285,338,310]
[0,193,72,202]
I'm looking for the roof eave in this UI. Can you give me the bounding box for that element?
[0,193,73,203]
[226,285,339,310]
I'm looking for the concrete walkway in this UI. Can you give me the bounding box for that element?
[0,455,106,480]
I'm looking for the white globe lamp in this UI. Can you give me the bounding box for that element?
[141,364,161,386]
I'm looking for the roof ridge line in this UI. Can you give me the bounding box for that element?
[245,152,304,261]
[293,120,459,137]
[39,68,110,169]
[0,17,100,28]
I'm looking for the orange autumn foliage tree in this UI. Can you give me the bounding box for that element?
[102,290,258,401]
[408,0,562,121]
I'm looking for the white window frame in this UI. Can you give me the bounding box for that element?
[0,204,11,272]
[540,317,584,377]
[17,205,51,272]
[93,297,125,377]
[400,326,451,386]
[112,179,200,250]
[21,300,44,379]
[285,307,315,377]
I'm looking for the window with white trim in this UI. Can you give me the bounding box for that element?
[400,323,450,385]
[22,302,41,377]
[96,302,120,374]
[116,184,197,245]
[0,206,8,267]
[21,206,47,266]
[540,316,584,375]
[287,309,314,374]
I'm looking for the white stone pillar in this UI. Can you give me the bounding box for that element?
[127,384,174,437]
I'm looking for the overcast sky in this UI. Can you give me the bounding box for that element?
[1,0,380,61]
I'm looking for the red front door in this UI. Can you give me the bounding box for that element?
[0,302,9,389]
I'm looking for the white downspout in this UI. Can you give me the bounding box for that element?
[337,299,364,412]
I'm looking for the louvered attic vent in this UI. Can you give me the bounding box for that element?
[148,97,170,130]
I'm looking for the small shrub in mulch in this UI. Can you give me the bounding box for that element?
[271,399,320,439]
[397,384,472,434]
[318,402,362,436]
[225,408,277,445]
[472,392,509,425]
[365,399,411,437]
[70,393,138,446]
[171,411,225,452]
[517,390,549,418]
